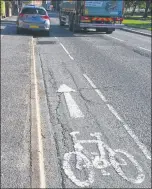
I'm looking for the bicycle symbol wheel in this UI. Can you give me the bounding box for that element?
[110,149,145,184]
[63,151,94,187]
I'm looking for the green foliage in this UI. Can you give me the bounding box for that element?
[0,0,5,16]
[5,1,12,8]
[124,0,151,17]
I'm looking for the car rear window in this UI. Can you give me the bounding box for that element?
[21,8,46,15]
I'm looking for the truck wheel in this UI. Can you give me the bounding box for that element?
[83,28,87,33]
[96,28,102,32]
[106,31,113,34]
[72,16,80,33]
[60,20,65,26]
[69,19,73,31]
[17,27,22,34]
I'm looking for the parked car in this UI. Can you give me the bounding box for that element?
[16,5,51,36]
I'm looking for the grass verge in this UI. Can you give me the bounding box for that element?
[123,16,152,31]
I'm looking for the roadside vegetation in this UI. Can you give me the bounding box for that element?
[0,0,5,17]
[123,16,151,31]
[123,0,152,30]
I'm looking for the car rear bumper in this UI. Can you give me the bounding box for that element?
[17,21,50,31]
[18,26,50,31]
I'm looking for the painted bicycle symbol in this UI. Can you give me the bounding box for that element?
[63,132,145,187]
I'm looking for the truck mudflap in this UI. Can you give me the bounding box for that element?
[80,23,124,28]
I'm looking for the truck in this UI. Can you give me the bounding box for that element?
[59,0,124,34]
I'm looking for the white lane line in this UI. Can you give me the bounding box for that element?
[83,74,97,89]
[31,38,46,188]
[54,36,74,60]
[60,42,70,54]
[58,84,84,118]
[139,47,151,52]
[83,74,151,160]
[95,89,107,103]
[83,74,107,102]
[60,42,74,60]
[105,35,125,42]
[107,104,123,122]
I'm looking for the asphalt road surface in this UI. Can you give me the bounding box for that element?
[1,12,151,188]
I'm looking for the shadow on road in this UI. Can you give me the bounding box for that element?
[1,18,107,38]
[51,24,107,38]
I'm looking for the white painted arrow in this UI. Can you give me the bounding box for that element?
[58,84,84,118]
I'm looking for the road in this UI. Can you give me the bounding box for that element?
[1,12,151,188]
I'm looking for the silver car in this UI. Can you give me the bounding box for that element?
[16,5,51,35]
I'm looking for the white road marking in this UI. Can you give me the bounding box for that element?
[31,38,46,188]
[54,36,74,60]
[63,131,145,187]
[139,47,151,52]
[63,151,94,187]
[83,74,97,89]
[1,35,4,39]
[83,74,107,102]
[60,42,74,60]
[107,104,124,122]
[58,84,84,118]
[95,89,107,103]
[83,74,151,160]
[105,35,124,42]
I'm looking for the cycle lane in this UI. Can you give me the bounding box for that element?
[35,35,151,188]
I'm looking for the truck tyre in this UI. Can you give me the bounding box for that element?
[69,19,73,31]
[96,28,102,32]
[17,27,22,34]
[72,15,80,33]
[106,31,113,34]
[83,28,87,33]
[60,19,65,26]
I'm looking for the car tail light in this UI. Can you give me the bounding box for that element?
[19,13,24,18]
[41,15,50,20]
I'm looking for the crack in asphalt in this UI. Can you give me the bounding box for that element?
[62,62,113,155]
[38,52,66,188]
[48,69,58,91]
